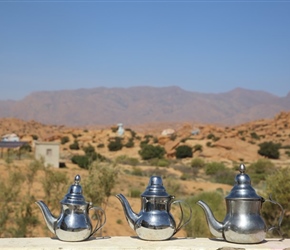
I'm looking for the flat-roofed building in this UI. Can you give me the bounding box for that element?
[35,141,60,168]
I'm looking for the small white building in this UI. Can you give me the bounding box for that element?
[1,133,19,142]
[35,141,60,168]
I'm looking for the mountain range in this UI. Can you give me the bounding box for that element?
[0,86,290,127]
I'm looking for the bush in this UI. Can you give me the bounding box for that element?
[184,192,225,237]
[108,137,123,151]
[213,169,236,185]
[262,168,290,237]
[124,138,134,148]
[71,148,106,169]
[115,155,139,166]
[20,143,32,152]
[31,134,38,140]
[60,136,70,144]
[97,143,105,148]
[193,144,203,152]
[207,133,215,140]
[149,158,170,167]
[140,139,150,148]
[83,144,95,156]
[71,155,90,169]
[83,162,118,207]
[250,132,260,140]
[130,188,142,198]
[69,140,80,150]
[131,167,144,176]
[191,158,205,169]
[247,159,275,185]
[139,144,165,160]
[205,162,227,175]
[258,141,281,159]
[175,145,193,159]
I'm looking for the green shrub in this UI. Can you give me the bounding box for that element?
[131,167,144,176]
[258,141,281,159]
[124,138,134,148]
[83,144,95,156]
[184,192,225,237]
[97,143,105,148]
[69,140,80,150]
[205,162,227,175]
[180,173,190,180]
[175,145,193,159]
[207,133,215,140]
[247,159,275,185]
[139,144,165,160]
[130,188,142,198]
[83,162,118,207]
[262,168,290,237]
[156,158,170,167]
[31,134,38,140]
[111,126,118,133]
[71,155,90,169]
[108,137,123,151]
[163,177,181,196]
[150,158,171,167]
[20,143,32,152]
[115,155,139,166]
[61,136,70,144]
[140,139,150,148]
[213,169,235,185]
[250,132,260,140]
[193,144,203,152]
[191,158,205,169]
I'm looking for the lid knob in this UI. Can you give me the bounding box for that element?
[239,164,246,174]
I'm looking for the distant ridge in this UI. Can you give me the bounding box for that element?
[0,86,289,126]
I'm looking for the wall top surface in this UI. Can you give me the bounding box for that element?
[0,237,289,250]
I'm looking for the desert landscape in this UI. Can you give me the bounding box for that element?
[0,111,290,238]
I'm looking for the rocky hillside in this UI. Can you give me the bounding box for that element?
[0,86,289,126]
[1,111,290,164]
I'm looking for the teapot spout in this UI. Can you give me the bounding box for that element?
[116,193,138,230]
[197,200,224,238]
[35,200,57,235]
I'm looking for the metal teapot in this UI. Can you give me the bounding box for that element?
[197,164,283,244]
[35,175,106,242]
[116,176,192,241]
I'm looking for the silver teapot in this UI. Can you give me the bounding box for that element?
[36,175,106,242]
[116,176,192,241]
[197,164,283,244]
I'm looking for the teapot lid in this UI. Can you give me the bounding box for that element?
[141,176,170,198]
[226,164,262,200]
[61,175,87,205]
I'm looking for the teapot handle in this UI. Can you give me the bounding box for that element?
[171,199,192,235]
[263,195,284,239]
[89,205,107,238]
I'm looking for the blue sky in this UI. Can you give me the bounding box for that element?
[0,0,289,100]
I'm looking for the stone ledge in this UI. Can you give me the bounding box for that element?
[0,237,289,250]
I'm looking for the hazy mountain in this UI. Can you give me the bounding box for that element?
[0,86,289,126]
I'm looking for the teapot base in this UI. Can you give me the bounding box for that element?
[136,226,175,241]
[224,231,265,244]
